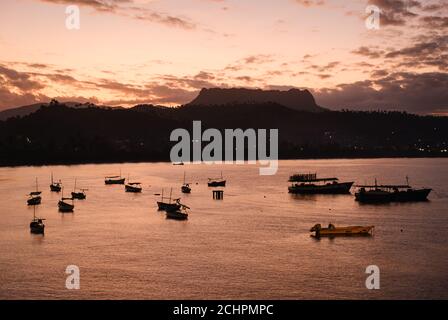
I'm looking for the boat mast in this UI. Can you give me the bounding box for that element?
[169,188,173,204]
[183,171,186,184]
[74,178,77,192]
[36,177,38,192]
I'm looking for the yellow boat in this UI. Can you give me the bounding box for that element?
[310,223,374,238]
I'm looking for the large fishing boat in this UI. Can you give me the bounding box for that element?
[355,177,431,203]
[288,173,353,194]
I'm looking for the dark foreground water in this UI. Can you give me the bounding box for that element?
[0,158,447,299]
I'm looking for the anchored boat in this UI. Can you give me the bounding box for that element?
[27,178,42,206]
[105,176,125,185]
[181,172,191,194]
[208,172,226,187]
[310,223,374,238]
[58,189,74,212]
[157,188,182,211]
[30,206,45,234]
[166,203,190,220]
[105,169,125,185]
[125,182,142,193]
[50,172,62,192]
[71,178,87,199]
[288,173,353,194]
[355,177,431,203]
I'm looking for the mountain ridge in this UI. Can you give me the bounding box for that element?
[0,87,325,120]
[0,100,447,166]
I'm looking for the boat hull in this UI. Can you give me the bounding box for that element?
[208,180,226,187]
[392,188,431,202]
[125,185,142,193]
[166,210,188,220]
[30,222,45,234]
[356,188,431,203]
[355,190,393,203]
[71,192,86,199]
[289,182,353,194]
[27,196,42,205]
[50,184,61,192]
[157,201,181,211]
[311,225,374,238]
[181,186,191,193]
[105,178,125,185]
[58,201,74,212]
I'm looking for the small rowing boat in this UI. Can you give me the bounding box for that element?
[310,223,374,238]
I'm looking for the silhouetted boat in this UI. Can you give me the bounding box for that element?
[27,178,42,205]
[124,174,142,193]
[157,188,182,211]
[181,172,191,193]
[71,178,87,199]
[355,177,431,203]
[288,173,353,194]
[105,169,125,184]
[58,189,74,212]
[166,203,190,220]
[50,172,62,192]
[173,162,184,166]
[125,182,142,193]
[30,206,45,234]
[208,172,226,187]
[310,223,374,238]
[105,176,125,185]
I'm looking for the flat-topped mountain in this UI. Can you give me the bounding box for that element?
[188,88,326,112]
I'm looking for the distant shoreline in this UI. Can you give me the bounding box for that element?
[1,154,446,168]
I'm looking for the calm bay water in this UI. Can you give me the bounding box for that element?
[0,158,447,299]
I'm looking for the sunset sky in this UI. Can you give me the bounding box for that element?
[0,0,447,114]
